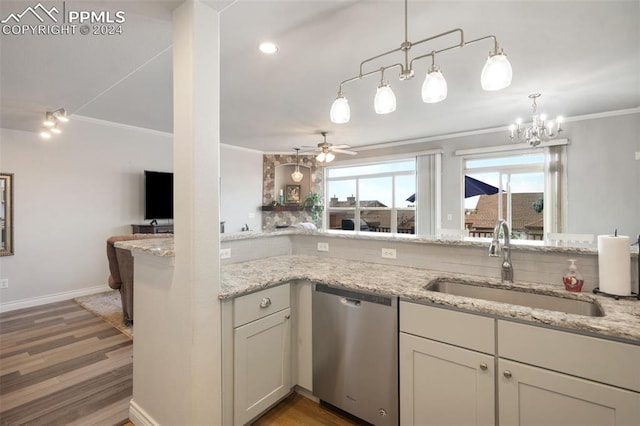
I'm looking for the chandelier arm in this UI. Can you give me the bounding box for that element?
[464,34,499,52]
[359,46,405,77]
[341,63,404,91]
[409,38,467,71]
[411,28,464,51]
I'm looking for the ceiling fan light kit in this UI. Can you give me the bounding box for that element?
[40,108,69,139]
[307,131,357,164]
[330,0,513,123]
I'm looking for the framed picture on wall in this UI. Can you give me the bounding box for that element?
[285,184,301,204]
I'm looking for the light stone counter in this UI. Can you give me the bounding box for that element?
[117,229,639,257]
[220,254,640,344]
[115,237,174,257]
[115,234,640,343]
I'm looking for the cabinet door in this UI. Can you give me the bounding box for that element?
[234,308,292,426]
[499,359,640,426]
[399,333,495,426]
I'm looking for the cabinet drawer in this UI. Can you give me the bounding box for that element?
[498,320,640,392]
[400,301,495,355]
[234,284,290,327]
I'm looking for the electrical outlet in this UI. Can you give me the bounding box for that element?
[248,212,255,219]
[447,213,453,221]
[220,248,231,259]
[381,248,397,259]
[317,242,329,252]
[0,279,8,289]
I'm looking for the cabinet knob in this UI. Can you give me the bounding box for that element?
[284,314,291,320]
[503,370,512,379]
[259,297,272,308]
[480,363,488,371]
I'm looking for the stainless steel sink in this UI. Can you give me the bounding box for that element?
[425,278,604,317]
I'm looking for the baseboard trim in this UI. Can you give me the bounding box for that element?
[0,285,108,313]
[129,399,159,426]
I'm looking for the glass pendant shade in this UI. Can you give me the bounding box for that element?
[40,130,51,139]
[316,151,335,163]
[291,167,304,182]
[481,50,512,91]
[374,82,396,114]
[330,94,350,124]
[421,66,448,103]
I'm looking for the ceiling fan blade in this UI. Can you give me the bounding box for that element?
[332,148,357,155]
[332,144,351,149]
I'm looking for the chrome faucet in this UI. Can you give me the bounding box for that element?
[489,219,514,283]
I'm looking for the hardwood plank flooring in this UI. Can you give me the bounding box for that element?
[252,393,360,426]
[2,300,359,426]
[0,300,132,426]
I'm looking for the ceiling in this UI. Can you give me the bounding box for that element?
[1,0,638,152]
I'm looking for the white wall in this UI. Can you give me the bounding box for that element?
[350,111,640,239]
[0,119,172,308]
[220,144,262,233]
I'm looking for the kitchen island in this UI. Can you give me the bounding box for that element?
[117,230,640,425]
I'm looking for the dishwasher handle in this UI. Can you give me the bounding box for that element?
[340,297,361,307]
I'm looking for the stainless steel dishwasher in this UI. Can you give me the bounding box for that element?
[312,283,398,426]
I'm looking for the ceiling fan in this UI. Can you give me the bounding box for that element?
[303,131,357,163]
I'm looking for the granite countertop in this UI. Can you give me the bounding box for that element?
[220,254,640,344]
[115,229,640,257]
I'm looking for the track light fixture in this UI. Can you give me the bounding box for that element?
[330,0,512,123]
[40,108,69,139]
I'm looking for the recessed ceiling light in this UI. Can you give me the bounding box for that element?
[259,41,278,55]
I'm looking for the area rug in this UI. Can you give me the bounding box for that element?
[75,290,133,339]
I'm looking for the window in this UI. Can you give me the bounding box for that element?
[462,147,565,241]
[325,160,416,234]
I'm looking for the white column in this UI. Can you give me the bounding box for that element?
[173,0,221,423]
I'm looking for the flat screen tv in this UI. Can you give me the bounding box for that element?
[144,170,173,220]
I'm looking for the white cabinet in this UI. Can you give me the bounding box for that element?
[232,285,292,426]
[399,301,495,426]
[400,301,640,426]
[400,333,495,426]
[498,320,640,426]
[499,359,640,425]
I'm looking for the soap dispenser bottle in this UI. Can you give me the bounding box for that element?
[563,259,584,292]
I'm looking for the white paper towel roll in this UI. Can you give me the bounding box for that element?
[597,235,631,296]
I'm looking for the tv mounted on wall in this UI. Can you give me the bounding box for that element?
[144,170,173,220]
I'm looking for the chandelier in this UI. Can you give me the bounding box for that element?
[329,0,513,124]
[509,93,563,147]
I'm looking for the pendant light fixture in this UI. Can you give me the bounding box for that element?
[421,52,447,103]
[374,69,397,114]
[291,148,304,182]
[330,0,512,123]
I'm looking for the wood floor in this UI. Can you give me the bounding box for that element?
[1,300,358,426]
[252,393,360,426]
[0,300,133,426]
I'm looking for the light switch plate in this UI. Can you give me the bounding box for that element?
[0,279,8,289]
[317,242,329,252]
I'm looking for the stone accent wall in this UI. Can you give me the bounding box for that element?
[262,154,323,230]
